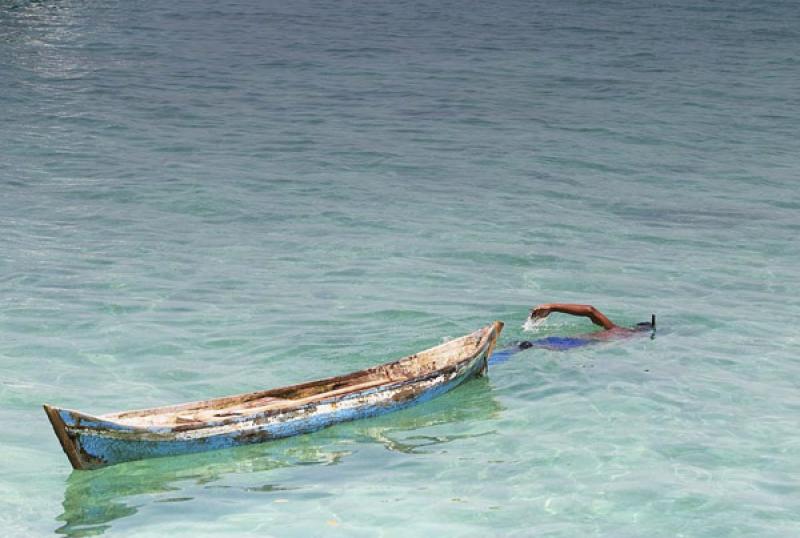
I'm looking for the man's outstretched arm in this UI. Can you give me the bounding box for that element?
[529,303,617,330]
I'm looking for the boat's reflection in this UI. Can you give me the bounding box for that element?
[55,379,501,536]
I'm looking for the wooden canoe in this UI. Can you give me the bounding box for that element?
[44,321,503,470]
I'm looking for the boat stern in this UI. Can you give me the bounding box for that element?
[480,321,504,375]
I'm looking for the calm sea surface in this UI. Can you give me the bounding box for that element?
[1,0,799,535]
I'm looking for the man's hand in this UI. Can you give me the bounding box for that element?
[527,303,617,330]
[529,304,552,320]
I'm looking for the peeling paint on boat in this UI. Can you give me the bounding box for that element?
[44,321,503,470]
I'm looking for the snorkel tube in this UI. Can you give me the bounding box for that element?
[636,314,656,339]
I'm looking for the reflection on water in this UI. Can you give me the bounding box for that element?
[56,379,500,536]
[350,379,500,454]
[55,448,292,537]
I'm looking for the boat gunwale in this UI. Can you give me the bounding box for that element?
[71,359,470,438]
[60,362,473,444]
[49,322,503,435]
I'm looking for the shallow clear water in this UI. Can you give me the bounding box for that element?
[2,0,799,535]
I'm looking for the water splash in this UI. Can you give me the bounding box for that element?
[522,316,547,332]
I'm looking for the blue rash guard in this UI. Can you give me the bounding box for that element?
[487,336,595,366]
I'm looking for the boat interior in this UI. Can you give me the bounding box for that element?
[105,327,494,429]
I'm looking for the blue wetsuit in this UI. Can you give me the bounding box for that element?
[488,336,595,366]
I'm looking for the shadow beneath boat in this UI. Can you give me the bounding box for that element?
[345,377,501,454]
[55,378,501,536]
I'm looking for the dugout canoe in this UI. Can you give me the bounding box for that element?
[44,321,503,470]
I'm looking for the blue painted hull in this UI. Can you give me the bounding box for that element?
[44,322,503,469]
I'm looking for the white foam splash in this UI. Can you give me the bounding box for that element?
[522,316,547,332]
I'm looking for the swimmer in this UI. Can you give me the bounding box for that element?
[488,304,654,365]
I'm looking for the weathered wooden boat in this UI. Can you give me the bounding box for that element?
[44,321,503,470]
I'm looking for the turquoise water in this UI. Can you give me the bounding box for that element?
[2,0,799,535]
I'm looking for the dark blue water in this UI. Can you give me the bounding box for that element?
[2,0,799,535]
